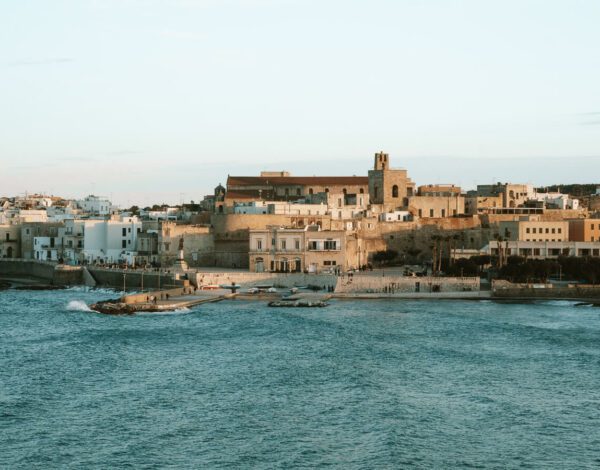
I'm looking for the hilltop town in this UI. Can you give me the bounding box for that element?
[2,152,600,286]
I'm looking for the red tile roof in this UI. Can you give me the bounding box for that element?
[227,176,369,187]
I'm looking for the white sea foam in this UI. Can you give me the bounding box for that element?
[137,307,191,316]
[66,300,92,312]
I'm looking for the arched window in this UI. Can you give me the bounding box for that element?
[374,186,378,199]
[325,188,329,193]
[309,188,313,195]
[392,185,399,198]
[359,188,364,194]
[343,188,347,195]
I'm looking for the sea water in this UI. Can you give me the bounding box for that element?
[1,288,600,468]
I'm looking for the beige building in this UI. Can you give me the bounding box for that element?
[465,195,503,215]
[498,219,568,242]
[159,222,214,267]
[475,183,534,208]
[569,219,600,242]
[0,225,21,258]
[409,195,465,219]
[484,240,599,259]
[225,174,369,211]
[368,152,416,211]
[249,226,357,273]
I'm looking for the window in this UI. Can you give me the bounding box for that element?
[257,240,262,250]
[324,240,337,250]
[418,209,422,218]
[526,228,530,233]
[552,228,555,234]
[128,228,132,233]
[374,186,378,199]
[545,228,549,234]
[295,239,300,250]
[338,198,342,207]
[122,228,127,236]
[441,209,446,217]
[281,240,286,250]
[296,188,301,196]
[122,240,127,248]
[558,228,562,234]
[271,238,275,247]
[429,209,434,217]
[308,241,318,250]
[5,233,8,241]
[309,188,313,195]
[26,229,30,235]
[392,185,399,198]
[359,188,364,194]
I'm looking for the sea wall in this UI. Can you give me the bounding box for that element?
[0,259,83,286]
[492,280,600,300]
[336,275,480,294]
[195,271,338,290]
[121,287,191,304]
[87,268,183,290]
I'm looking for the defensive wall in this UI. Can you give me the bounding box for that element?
[335,275,480,294]
[87,268,183,290]
[195,271,338,290]
[0,259,83,286]
[492,280,600,300]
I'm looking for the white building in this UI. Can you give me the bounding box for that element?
[56,216,142,265]
[482,240,600,259]
[530,191,579,210]
[77,195,113,216]
[379,211,412,222]
[80,216,142,264]
[33,236,62,261]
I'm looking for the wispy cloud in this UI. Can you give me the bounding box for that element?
[159,29,204,41]
[577,112,600,126]
[8,58,75,67]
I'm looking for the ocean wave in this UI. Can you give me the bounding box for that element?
[66,300,92,312]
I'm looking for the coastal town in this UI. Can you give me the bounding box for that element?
[1,152,600,301]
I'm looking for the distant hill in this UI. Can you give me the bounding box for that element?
[535,184,599,197]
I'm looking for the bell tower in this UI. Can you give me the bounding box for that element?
[374,151,389,171]
[368,151,415,210]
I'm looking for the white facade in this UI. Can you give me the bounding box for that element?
[379,211,412,222]
[18,210,48,223]
[77,195,113,216]
[80,216,142,264]
[33,236,62,261]
[482,240,600,259]
[530,191,579,210]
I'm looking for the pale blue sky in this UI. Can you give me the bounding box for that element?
[1,0,599,206]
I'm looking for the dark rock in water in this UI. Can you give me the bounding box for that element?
[0,282,11,290]
[90,300,137,315]
[90,299,167,315]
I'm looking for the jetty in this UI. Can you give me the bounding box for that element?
[90,284,234,314]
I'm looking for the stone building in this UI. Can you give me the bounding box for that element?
[368,152,416,211]
[225,174,369,211]
[159,222,214,267]
[498,218,569,242]
[568,218,600,242]
[0,225,21,258]
[249,225,358,273]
